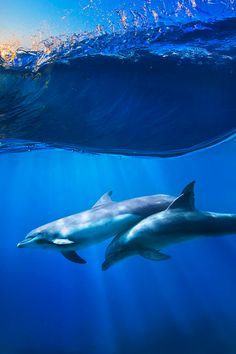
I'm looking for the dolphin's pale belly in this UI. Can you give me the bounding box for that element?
[62,213,140,249]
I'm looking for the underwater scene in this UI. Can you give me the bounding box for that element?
[0,0,236,353]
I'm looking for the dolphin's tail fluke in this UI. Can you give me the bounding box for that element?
[61,251,87,264]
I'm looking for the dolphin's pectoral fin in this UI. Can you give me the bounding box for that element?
[61,251,87,264]
[93,191,114,208]
[139,248,171,261]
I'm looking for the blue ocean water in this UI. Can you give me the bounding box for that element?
[0,138,236,354]
[1,1,236,353]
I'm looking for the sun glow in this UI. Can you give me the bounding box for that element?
[0,41,20,62]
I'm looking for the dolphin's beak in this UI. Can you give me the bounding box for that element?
[17,238,34,248]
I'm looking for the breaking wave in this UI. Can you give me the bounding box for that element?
[0,8,236,156]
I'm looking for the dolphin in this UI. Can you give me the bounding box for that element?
[102,181,236,270]
[17,190,177,263]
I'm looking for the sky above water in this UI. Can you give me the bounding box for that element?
[0,0,235,47]
[0,0,153,46]
[0,0,126,45]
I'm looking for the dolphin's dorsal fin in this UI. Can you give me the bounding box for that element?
[92,191,113,208]
[181,181,195,195]
[168,181,195,211]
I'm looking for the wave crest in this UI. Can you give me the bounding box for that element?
[0,16,236,157]
[1,16,236,71]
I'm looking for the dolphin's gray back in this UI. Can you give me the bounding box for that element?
[97,195,175,226]
[109,194,174,217]
[61,194,174,226]
[104,210,236,257]
[132,210,236,247]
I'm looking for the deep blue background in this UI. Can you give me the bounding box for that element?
[0,138,236,354]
